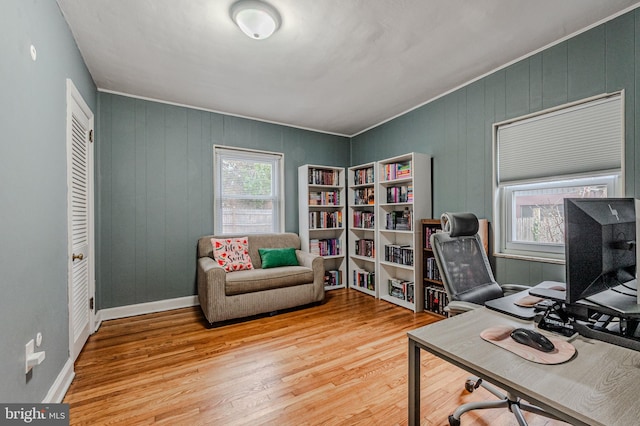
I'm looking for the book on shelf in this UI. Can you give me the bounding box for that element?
[324,269,342,286]
[308,168,339,186]
[354,238,375,258]
[388,278,414,302]
[425,285,449,316]
[385,185,412,203]
[385,208,411,230]
[384,244,414,266]
[353,187,375,205]
[353,167,375,186]
[395,161,411,177]
[309,238,342,256]
[423,226,438,249]
[309,210,343,229]
[353,269,375,290]
[425,257,441,281]
[309,190,340,206]
[352,211,375,229]
[383,161,412,181]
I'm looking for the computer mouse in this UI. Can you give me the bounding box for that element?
[510,328,555,353]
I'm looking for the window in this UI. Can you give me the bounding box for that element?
[214,146,284,235]
[494,93,624,261]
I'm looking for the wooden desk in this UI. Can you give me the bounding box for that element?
[408,307,640,426]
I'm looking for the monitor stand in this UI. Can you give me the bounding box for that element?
[572,318,640,351]
[583,279,640,317]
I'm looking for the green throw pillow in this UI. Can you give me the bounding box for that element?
[259,247,299,269]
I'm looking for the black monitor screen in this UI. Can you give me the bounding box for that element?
[565,198,636,304]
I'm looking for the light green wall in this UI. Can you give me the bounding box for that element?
[0,0,96,402]
[97,94,349,309]
[351,10,639,285]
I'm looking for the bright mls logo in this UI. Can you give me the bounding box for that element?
[1,404,68,425]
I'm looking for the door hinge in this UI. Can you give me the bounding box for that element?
[88,129,94,143]
[89,297,94,311]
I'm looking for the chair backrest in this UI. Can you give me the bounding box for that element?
[430,212,503,305]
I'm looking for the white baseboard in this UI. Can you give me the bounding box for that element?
[43,358,75,403]
[96,295,199,324]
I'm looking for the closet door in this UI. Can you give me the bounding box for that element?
[66,79,95,361]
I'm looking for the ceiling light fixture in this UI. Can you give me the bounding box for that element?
[230,0,281,40]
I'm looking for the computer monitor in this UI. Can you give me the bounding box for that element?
[564,197,636,304]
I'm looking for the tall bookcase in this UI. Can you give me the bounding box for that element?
[422,219,447,316]
[376,153,432,312]
[298,164,347,290]
[347,162,377,297]
[422,217,489,316]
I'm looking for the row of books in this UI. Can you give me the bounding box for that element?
[352,211,375,229]
[385,209,411,230]
[353,269,375,290]
[310,238,342,256]
[308,168,339,186]
[324,269,342,287]
[309,210,343,229]
[383,161,411,181]
[353,187,375,205]
[354,238,375,258]
[423,226,439,249]
[384,244,414,266]
[353,167,374,185]
[424,257,441,281]
[388,278,414,302]
[309,191,341,206]
[425,285,449,316]
[386,185,413,203]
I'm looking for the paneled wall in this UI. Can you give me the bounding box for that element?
[351,10,639,285]
[97,94,349,309]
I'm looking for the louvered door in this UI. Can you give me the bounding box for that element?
[67,79,94,361]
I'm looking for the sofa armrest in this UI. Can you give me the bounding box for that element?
[197,257,227,323]
[296,250,325,301]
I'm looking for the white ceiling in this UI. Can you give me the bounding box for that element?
[57,0,640,137]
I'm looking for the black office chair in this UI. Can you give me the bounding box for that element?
[430,212,564,426]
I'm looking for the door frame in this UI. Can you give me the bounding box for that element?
[66,78,96,361]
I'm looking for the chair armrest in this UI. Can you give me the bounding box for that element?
[445,300,483,315]
[500,283,531,296]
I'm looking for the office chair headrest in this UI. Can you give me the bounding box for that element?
[441,212,479,237]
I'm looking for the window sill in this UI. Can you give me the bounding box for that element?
[493,251,565,265]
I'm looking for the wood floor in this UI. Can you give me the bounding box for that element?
[64,289,568,425]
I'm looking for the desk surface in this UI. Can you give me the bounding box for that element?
[408,307,640,426]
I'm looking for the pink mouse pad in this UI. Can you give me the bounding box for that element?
[480,326,576,364]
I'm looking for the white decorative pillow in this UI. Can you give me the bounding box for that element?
[211,237,254,272]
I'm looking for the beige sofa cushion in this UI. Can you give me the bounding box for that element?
[225,265,314,296]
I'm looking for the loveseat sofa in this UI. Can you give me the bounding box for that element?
[197,233,325,325]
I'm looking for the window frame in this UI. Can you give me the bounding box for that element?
[213,145,285,235]
[492,92,625,263]
[500,172,621,258]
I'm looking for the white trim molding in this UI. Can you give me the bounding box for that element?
[43,358,75,403]
[95,296,199,327]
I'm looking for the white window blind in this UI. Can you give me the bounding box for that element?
[497,94,623,185]
[214,146,284,235]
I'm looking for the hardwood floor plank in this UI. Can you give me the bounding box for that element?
[64,289,569,425]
